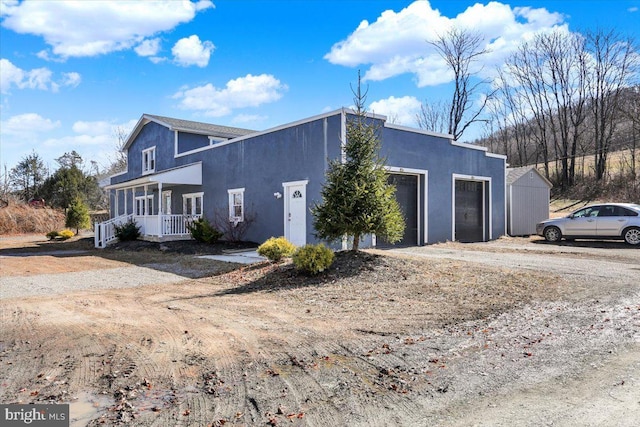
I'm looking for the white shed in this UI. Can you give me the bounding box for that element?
[507,166,553,236]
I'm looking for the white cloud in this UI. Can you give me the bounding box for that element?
[172,35,215,67]
[325,0,566,87]
[135,37,167,64]
[0,58,25,92]
[0,0,214,59]
[61,72,81,88]
[40,118,138,168]
[629,7,639,13]
[369,96,422,125]
[42,133,112,149]
[173,74,288,117]
[0,113,61,137]
[72,120,114,137]
[0,58,81,93]
[149,56,167,64]
[135,38,162,57]
[232,114,267,125]
[0,113,139,169]
[71,119,137,139]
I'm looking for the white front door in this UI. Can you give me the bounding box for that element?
[284,181,307,246]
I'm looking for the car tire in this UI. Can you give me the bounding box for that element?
[623,227,640,246]
[544,226,562,243]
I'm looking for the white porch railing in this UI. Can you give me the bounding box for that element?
[161,214,201,235]
[94,214,202,248]
[94,214,133,248]
[133,214,201,236]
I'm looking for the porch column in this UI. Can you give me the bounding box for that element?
[157,182,163,238]
[124,188,128,215]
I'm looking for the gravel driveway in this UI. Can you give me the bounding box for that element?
[390,239,639,296]
[1,236,638,426]
[387,238,640,426]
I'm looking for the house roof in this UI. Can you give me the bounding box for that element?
[144,114,255,138]
[123,114,256,150]
[507,166,553,187]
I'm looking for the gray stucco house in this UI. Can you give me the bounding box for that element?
[95,110,507,248]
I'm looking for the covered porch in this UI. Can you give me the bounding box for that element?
[95,162,203,248]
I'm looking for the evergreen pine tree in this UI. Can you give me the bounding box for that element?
[312,74,404,251]
[65,196,91,234]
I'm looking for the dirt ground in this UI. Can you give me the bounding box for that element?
[0,235,638,426]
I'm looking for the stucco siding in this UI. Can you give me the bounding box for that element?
[112,122,174,184]
[177,115,340,245]
[379,125,506,243]
[177,131,209,154]
[107,111,506,248]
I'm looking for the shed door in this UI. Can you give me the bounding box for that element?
[455,180,484,242]
[378,174,418,247]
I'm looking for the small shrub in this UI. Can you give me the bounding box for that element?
[257,236,296,262]
[187,217,223,244]
[46,231,60,240]
[114,219,141,241]
[292,244,335,275]
[58,229,74,240]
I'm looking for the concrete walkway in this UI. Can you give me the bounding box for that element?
[197,250,267,264]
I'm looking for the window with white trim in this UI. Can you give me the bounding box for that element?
[142,147,156,174]
[228,188,245,222]
[135,195,154,216]
[183,192,203,216]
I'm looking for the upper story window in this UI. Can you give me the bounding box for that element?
[228,188,245,223]
[142,147,156,174]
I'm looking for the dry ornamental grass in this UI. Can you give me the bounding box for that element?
[0,203,65,235]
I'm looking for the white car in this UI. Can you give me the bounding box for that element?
[536,203,640,246]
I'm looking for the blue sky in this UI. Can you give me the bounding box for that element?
[1,0,639,172]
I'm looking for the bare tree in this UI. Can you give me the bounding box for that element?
[109,126,129,174]
[415,99,448,134]
[503,30,589,190]
[586,30,639,181]
[427,27,494,141]
[0,164,11,206]
[487,68,535,166]
[504,37,554,178]
[618,85,640,180]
